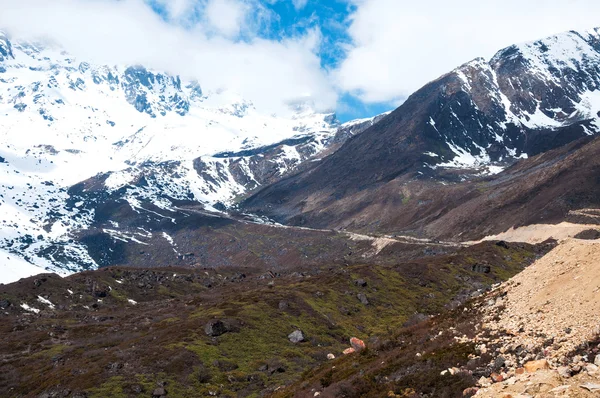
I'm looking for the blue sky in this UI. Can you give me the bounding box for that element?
[3,0,599,123]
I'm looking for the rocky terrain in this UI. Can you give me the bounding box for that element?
[0,240,545,397]
[270,232,600,398]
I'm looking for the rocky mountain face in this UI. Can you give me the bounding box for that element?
[242,28,600,234]
[0,31,383,282]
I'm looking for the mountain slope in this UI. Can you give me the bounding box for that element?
[0,31,386,282]
[0,240,546,397]
[242,28,600,236]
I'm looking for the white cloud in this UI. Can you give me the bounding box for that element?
[292,0,309,10]
[153,0,199,20]
[336,0,600,104]
[0,0,336,115]
[204,0,247,38]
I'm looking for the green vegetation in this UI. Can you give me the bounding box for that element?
[0,241,545,397]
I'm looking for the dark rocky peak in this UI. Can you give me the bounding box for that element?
[0,30,14,62]
[121,65,195,117]
[185,80,203,100]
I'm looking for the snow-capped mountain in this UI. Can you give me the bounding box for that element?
[242,28,600,231]
[428,27,600,170]
[0,31,383,283]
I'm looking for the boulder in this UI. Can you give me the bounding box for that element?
[204,320,228,337]
[524,360,549,373]
[288,330,305,343]
[350,337,366,352]
[354,279,367,287]
[357,293,369,305]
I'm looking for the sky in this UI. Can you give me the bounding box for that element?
[1,0,599,121]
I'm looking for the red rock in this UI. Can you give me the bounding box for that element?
[515,367,525,375]
[462,387,478,397]
[350,337,366,352]
[343,347,356,355]
[490,372,504,383]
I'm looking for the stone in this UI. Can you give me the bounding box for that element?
[524,360,549,373]
[557,366,572,378]
[595,354,600,367]
[288,330,305,343]
[204,320,229,337]
[350,337,366,352]
[515,367,525,375]
[496,241,510,249]
[478,376,491,387]
[585,363,599,374]
[152,387,167,397]
[327,353,335,360]
[490,372,504,383]
[493,356,506,371]
[462,387,478,397]
[0,299,11,309]
[343,347,356,355]
[354,279,367,287]
[580,382,600,392]
[278,301,289,311]
[357,293,369,305]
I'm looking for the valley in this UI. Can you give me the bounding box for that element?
[1,22,600,398]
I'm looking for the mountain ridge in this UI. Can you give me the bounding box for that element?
[241,27,600,236]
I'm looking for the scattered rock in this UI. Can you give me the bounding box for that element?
[343,347,356,355]
[580,382,600,392]
[350,337,366,352]
[524,360,549,373]
[152,387,167,397]
[496,241,510,249]
[549,385,571,393]
[493,356,506,371]
[204,320,229,337]
[357,293,369,305]
[327,353,335,360]
[462,387,478,397]
[471,264,491,273]
[595,355,600,367]
[557,366,571,378]
[278,301,289,311]
[0,299,11,309]
[585,363,599,373]
[354,279,367,287]
[490,372,504,383]
[288,330,305,343]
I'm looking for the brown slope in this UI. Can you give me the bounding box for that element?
[245,135,600,241]
[241,30,600,238]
